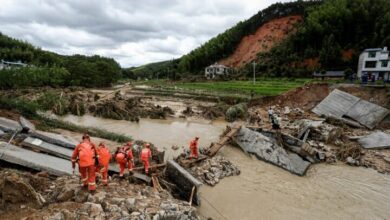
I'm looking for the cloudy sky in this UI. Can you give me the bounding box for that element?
[0,0,289,67]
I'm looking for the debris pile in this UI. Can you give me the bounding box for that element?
[0,168,200,220]
[245,85,390,175]
[189,156,240,186]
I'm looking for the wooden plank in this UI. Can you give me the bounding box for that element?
[179,155,208,167]
[207,124,241,156]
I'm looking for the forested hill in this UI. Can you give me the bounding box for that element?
[131,0,322,78]
[135,0,390,78]
[0,33,121,88]
[258,0,390,77]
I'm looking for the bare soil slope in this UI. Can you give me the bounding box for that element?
[219,15,302,68]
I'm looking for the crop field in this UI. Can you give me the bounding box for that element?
[136,78,313,97]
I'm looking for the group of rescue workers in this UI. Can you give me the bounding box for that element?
[71,134,200,193]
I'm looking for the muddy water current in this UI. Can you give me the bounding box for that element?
[58,115,390,220]
[58,115,227,159]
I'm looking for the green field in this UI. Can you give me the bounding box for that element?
[135,78,313,97]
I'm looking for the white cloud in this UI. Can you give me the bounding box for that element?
[0,0,289,67]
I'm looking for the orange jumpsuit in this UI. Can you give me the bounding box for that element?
[72,140,96,191]
[115,146,133,177]
[189,139,199,159]
[96,144,111,186]
[140,148,152,174]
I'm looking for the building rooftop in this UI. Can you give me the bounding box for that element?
[313,71,345,77]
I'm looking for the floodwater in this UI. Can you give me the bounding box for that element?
[199,146,390,220]
[57,114,390,220]
[58,114,227,159]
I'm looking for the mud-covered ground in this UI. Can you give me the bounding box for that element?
[246,83,390,174]
[0,168,199,220]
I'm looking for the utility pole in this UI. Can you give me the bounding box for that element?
[252,61,256,85]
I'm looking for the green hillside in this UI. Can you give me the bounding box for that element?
[0,33,121,88]
[135,0,390,79]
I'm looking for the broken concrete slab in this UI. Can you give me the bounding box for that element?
[21,137,120,174]
[30,130,78,149]
[0,142,76,176]
[19,116,35,132]
[0,117,22,133]
[21,137,73,160]
[358,131,390,149]
[345,99,390,129]
[234,127,310,176]
[166,160,202,205]
[312,89,360,118]
[312,89,389,129]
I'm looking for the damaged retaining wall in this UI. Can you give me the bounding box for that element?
[166,160,202,205]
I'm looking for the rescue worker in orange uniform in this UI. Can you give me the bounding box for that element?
[115,142,134,177]
[96,142,111,186]
[189,137,199,159]
[71,134,97,192]
[140,143,152,174]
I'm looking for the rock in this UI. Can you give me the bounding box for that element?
[346,157,357,166]
[57,186,75,202]
[110,197,126,205]
[160,201,179,211]
[61,209,77,220]
[125,198,137,212]
[47,212,65,220]
[88,203,105,218]
[87,191,106,204]
[74,188,89,203]
[1,174,44,208]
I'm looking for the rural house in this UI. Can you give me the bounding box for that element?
[205,63,230,79]
[0,60,27,70]
[357,47,390,82]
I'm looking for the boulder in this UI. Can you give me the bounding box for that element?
[56,186,75,202]
[1,174,44,209]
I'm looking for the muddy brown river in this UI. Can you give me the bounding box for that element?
[58,115,390,220]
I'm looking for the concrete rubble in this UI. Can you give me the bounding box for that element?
[21,137,74,160]
[0,168,200,220]
[0,142,77,176]
[30,130,78,149]
[0,117,22,133]
[312,89,389,129]
[166,160,202,206]
[189,156,240,186]
[233,127,311,176]
[19,116,36,132]
[358,131,390,149]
